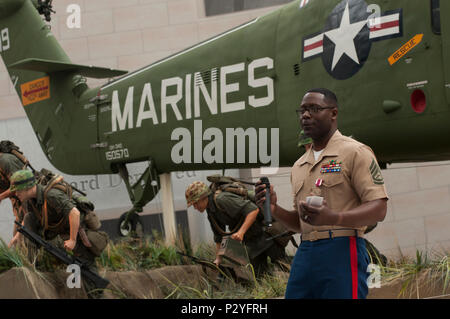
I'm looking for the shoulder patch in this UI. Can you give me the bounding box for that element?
[369,159,384,185]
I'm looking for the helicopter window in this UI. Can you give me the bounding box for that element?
[431,0,441,35]
[204,0,291,17]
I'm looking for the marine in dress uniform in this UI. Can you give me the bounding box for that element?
[256,88,388,299]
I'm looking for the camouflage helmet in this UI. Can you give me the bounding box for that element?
[185,181,211,207]
[298,129,313,148]
[10,170,36,192]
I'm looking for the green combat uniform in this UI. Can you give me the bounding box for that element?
[0,152,28,234]
[23,184,101,265]
[207,191,285,276]
[186,180,286,277]
[0,153,25,186]
[11,170,108,296]
[297,129,313,150]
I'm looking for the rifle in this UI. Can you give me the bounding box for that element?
[265,230,299,248]
[15,221,109,289]
[176,250,253,283]
[176,251,221,271]
[265,230,294,241]
[177,251,237,279]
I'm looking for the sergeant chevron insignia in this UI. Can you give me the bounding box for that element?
[369,159,384,185]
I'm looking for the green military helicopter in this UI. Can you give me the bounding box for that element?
[0,0,447,234]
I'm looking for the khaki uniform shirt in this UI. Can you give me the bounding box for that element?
[291,130,388,235]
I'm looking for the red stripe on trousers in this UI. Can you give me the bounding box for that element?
[349,236,358,299]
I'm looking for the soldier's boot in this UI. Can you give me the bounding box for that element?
[73,241,104,299]
[82,265,104,299]
[252,242,287,277]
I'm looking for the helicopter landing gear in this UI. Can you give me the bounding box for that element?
[118,209,144,238]
[114,159,159,238]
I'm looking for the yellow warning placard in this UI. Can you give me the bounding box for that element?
[20,76,50,106]
[388,34,423,66]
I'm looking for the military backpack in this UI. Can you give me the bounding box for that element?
[0,141,33,190]
[34,168,108,256]
[206,174,297,249]
[0,140,31,169]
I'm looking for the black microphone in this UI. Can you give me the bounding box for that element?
[260,177,272,227]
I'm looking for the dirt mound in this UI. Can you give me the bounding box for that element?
[0,268,58,299]
[0,265,214,299]
[3,265,446,299]
[104,265,213,299]
[368,271,450,299]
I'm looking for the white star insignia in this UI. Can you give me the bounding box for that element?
[324,2,368,71]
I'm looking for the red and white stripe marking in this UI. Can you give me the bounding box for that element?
[303,11,400,60]
[369,12,401,39]
[299,0,310,9]
[303,33,323,59]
